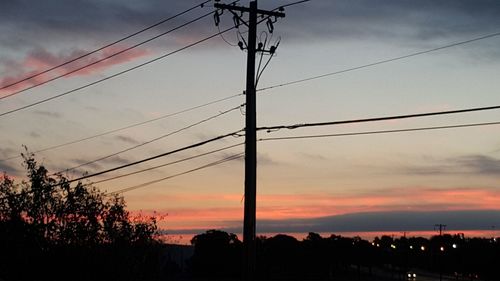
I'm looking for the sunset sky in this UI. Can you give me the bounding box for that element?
[1,0,500,240]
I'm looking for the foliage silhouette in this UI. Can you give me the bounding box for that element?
[2,151,499,280]
[189,229,242,280]
[0,150,159,281]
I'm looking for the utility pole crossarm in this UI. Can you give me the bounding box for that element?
[214,3,286,18]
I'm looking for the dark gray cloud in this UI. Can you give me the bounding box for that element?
[297,152,328,161]
[400,154,500,176]
[0,0,211,54]
[3,0,499,55]
[29,131,41,138]
[0,162,21,176]
[0,147,18,159]
[69,158,102,172]
[163,210,500,235]
[216,151,278,166]
[114,135,140,145]
[219,210,500,234]
[454,155,500,175]
[278,0,500,43]
[0,145,24,176]
[258,153,279,165]
[84,105,101,112]
[100,155,131,166]
[64,154,131,175]
[33,110,63,119]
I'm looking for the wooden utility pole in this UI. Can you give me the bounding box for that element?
[213,2,285,280]
[435,224,447,236]
[243,3,258,279]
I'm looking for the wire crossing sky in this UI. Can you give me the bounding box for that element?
[0,0,213,94]
[1,0,500,238]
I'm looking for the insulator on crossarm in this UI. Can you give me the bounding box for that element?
[233,15,240,27]
[266,18,274,33]
[214,11,221,26]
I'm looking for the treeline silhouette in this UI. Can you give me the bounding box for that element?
[0,151,160,281]
[1,152,499,281]
[188,230,500,281]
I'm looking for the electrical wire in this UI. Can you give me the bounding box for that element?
[0,11,215,101]
[0,1,294,118]
[258,121,500,141]
[279,0,312,9]
[255,37,280,87]
[0,93,243,162]
[89,142,243,186]
[257,105,500,132]
[106,152,244,195]
[56,104,244,174]
[5,26,492,157]
[257,31,500,92]
[0,142,244,202]
[218,23,240,46]
[255,32,268,81]
[49,129,244,187]
[255,32,268,87]
[0,24,239,118]
[0,0,212,92]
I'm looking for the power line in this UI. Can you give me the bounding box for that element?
[106,152,244,195]
[0,11,216,101]
[3,29,496,159]
[279,0,311,9]
[51,129,243,187]
[3,121,498,201]
[0,25,238,118]
[56,104,244,174]
[257,31,500,92]
[257,105,500,132]
[90,143,243,186]
[0,0,212,92]
[258,121,500,141]
[0,93,243,162]
[0,142,244,201]
[1,19,496,118]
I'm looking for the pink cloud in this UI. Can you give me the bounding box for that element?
[0,45,150,95]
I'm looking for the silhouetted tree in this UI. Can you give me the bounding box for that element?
[260,234,302,280]
[189,229,242,280]
[0,151,159,281]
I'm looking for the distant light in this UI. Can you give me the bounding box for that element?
[452,244,457,249]
[420,246,425,251]
[372,242,375,246]
[440,246,445,252]
[376,243,380,247]
[409,245,413,249]
[391,244,396,249]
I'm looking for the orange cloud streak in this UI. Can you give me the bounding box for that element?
[130,186,500,231]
